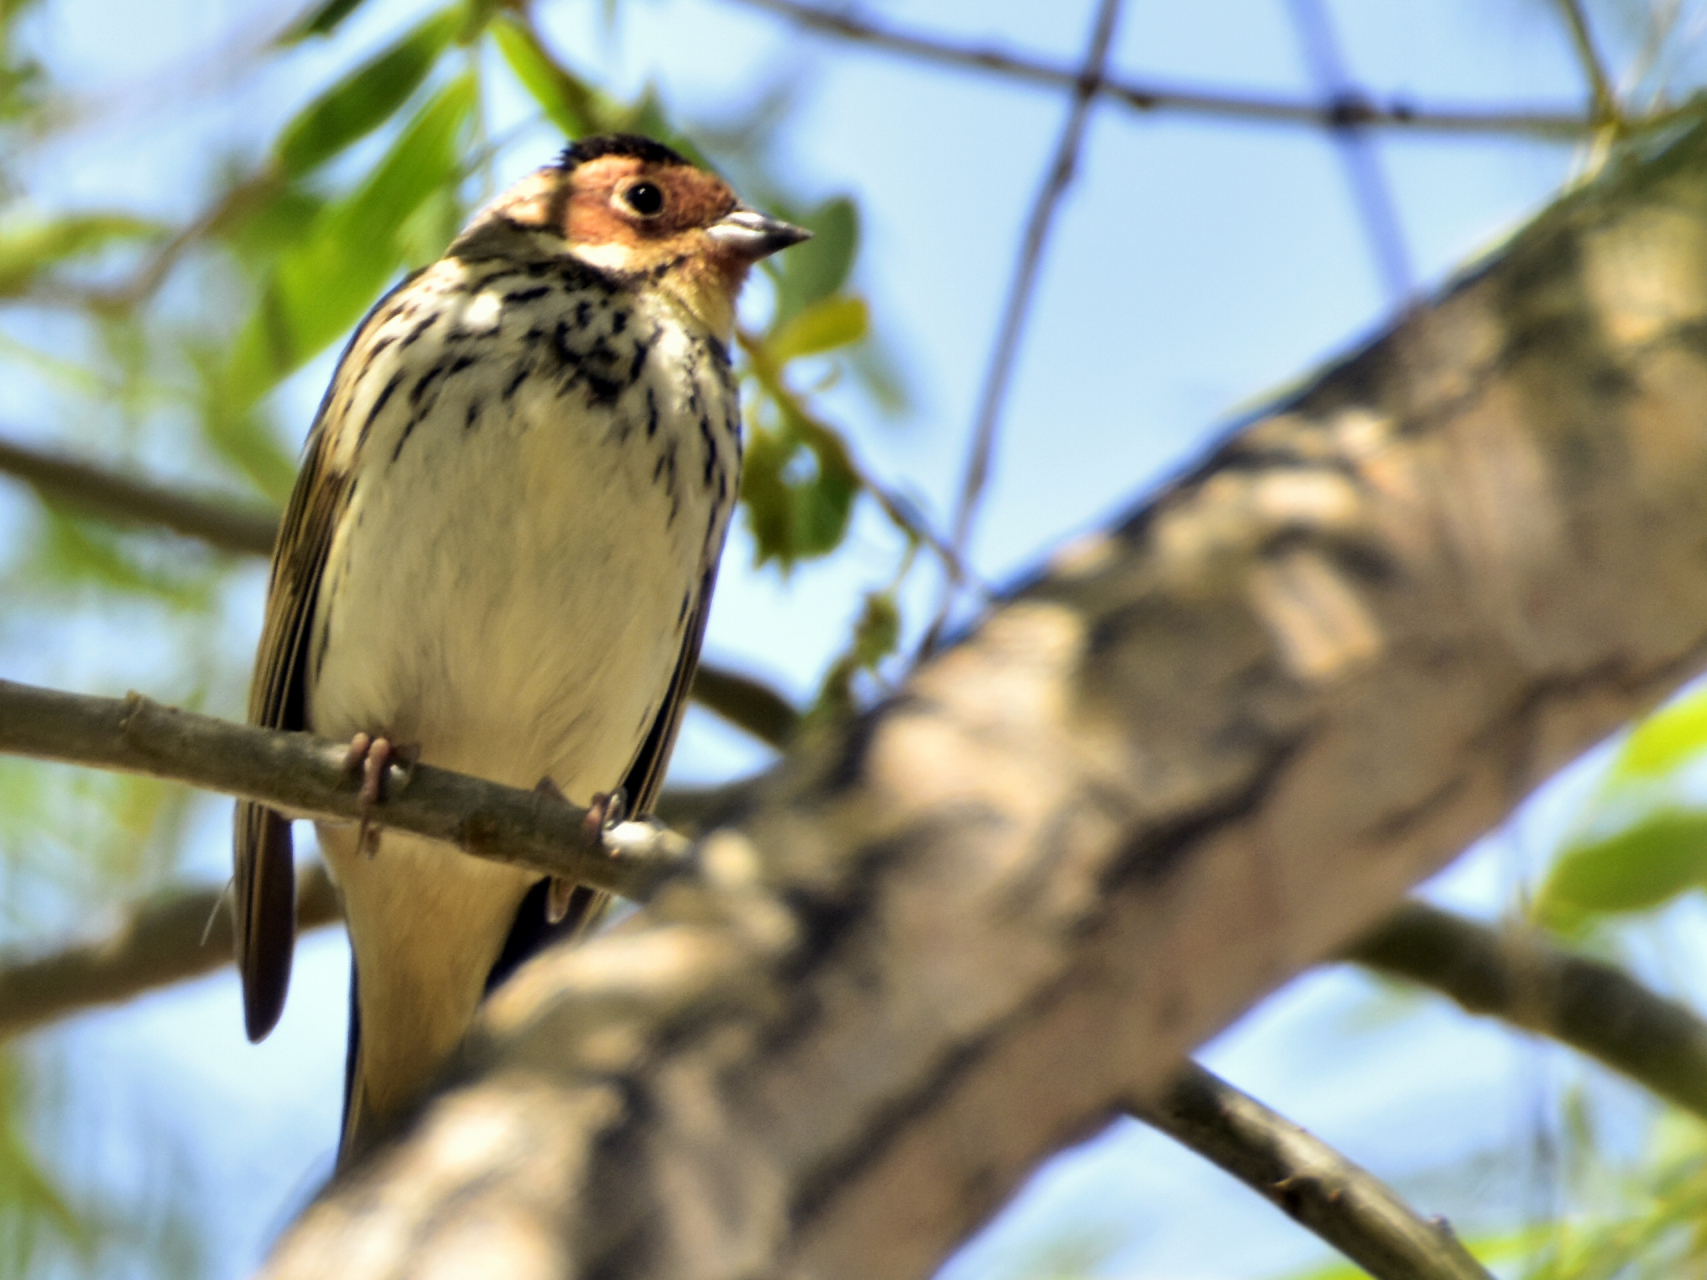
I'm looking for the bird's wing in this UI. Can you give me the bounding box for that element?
[232,375,357,1044]
[623,562,719,816]
[479,563,721,1000]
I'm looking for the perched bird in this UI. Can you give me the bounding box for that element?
[232,134,807,1164]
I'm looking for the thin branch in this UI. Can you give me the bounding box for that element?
[689,664,799,749]
[0,678,692,900]
[0,862,340,1039]
[0,771,758,1040]
[1555,0,1622,128]
[1136,1062,1494,1280]
[924,0,1123,654]
[0,433,279,555]
[1345,902,1707,1123]
[725,0,1602,139]
[1284,0,1414,307]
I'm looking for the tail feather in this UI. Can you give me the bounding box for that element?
[335,876,609,1168]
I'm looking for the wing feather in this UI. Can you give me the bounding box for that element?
[232,357,359,1042]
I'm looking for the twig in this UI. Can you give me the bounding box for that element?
[1136,1061,1495,1280]
[1283,0,1413,307]
[1345,901,1707,1123]
[0,770,760,1040]
[0,433,279,555]
[923,0,1122,655]
[1554,0,1622,129]
[0,678,691,900]
[0,862,341,1039]
[725,0,1602,139]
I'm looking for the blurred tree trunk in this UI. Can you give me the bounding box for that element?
[261,117,1707,1279]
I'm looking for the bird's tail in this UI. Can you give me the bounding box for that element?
[334,875,609,1169]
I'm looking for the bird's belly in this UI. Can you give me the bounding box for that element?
[306,366,716,804]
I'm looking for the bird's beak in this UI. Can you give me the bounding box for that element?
[707,206,812,262]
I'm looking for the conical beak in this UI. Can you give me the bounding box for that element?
[707,205,812,262]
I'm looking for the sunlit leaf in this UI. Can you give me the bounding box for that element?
[771,196,857,326]
[490,15,601,138]
[1609,688,1707,782]
[276,0,371,44]
[1535,808,1707,930]
[221,183,325,268]
[228,73,475,401]
[0,214,161,296]
[769,294,867,363]
[275,8,460,177]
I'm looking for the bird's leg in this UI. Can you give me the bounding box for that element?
[533,781,627,924]
[342,733,417,856]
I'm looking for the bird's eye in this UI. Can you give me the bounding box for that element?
[622,182,665,217]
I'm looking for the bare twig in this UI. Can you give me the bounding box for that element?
[1284,0,1414,307]
[1555,0,1622,128]
[922,0,1122,655]
[1136,1062,1494,1280]
[0,678,692,900]
[0,862,340,1039]
[0,433,279,555]
[1346,902,1707,1123]
[725,0,1602,139]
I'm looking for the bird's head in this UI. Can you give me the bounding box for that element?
[476,134,809,341]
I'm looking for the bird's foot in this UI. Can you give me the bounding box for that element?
[582,786,628,842]
[531,782,627,924]
[343,733,416,856]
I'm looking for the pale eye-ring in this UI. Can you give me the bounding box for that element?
[621,181,665,217]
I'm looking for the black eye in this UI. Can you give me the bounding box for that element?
[623,182,665,216]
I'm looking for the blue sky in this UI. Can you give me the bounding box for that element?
[8,0,1698,1275]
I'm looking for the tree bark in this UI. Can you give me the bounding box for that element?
[261,115,1707,1278]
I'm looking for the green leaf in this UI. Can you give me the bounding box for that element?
[1535,807,1707,929]
[1610,689,1707,782]
[277,0,372,44]
[813,589,901,720]
[768,294,867,364]
[772,196,857,327]
[222,184,326,269]
[228,73,475,402]
[0,214,161,296]
[275,8,460,177]
[739,401,860,569]
[490,16,600,138]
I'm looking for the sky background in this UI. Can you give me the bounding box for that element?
[7,0,1705,1276]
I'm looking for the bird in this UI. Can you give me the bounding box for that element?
[231,133,808,1165]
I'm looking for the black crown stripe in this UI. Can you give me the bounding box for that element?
[560,134,689,171]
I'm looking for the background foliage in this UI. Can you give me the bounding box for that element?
[6,0,1707,1277]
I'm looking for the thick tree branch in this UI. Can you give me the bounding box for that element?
[1347,902,1707,1122]
[250,114,1707,1278]
[1136,1063,1493,1280]
[728,0,1603,138]
[0,679,691,899]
